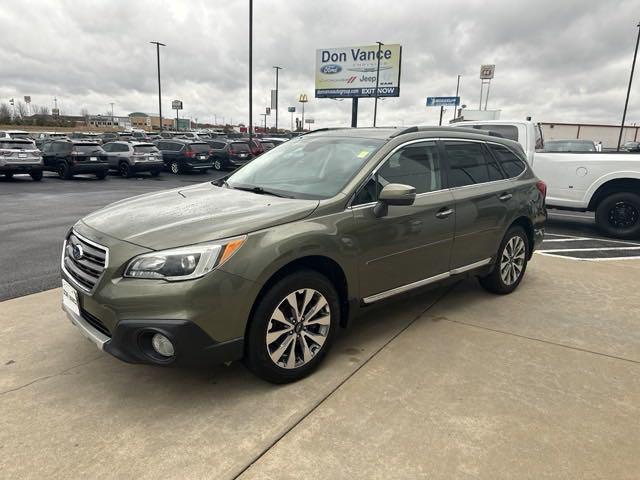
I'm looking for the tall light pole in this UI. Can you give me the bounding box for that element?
[453,75,461,121]
[109,102,115,127]
[618,21,640,151]
[373,41,383,127]
[150,41,166,132]
[249,0,253,141]
[273,66,282,131]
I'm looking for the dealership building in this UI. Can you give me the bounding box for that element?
[540,122,639,148]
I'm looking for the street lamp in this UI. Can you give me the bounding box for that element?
[273,66,282,131]
[298,94,308,131]
[617,21,640,151]
[150,41,166,132]
[373,41,383,127]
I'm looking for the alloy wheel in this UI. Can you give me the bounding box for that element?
[265,289,331,369]
[170,162,179,174]
[214,160,222,170]
[500,236,526,286]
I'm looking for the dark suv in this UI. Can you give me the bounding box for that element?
[42,140,109,179]
[206,139,254,170]
[155,139,213,174]
[60,127,545,383]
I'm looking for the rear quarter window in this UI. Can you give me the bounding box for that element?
[488,144,526,178]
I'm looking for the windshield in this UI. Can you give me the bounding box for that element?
[544,140,595,152]
[227,136,384,199]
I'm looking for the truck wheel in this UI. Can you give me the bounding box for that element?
[169,161,181,174]
[30,170,43,181]
[479,226,529,295]
[119,162,133,178]
[58,162,73,180]
[595,192,640,239]
[244,270,339,384]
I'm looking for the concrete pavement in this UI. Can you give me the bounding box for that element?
[1,255,639,479]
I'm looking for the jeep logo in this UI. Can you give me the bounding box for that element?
[320,64,342,74]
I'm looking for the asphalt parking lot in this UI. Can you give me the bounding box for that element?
[2,172,639,479]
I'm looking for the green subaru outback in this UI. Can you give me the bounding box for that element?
[61,127,546,383]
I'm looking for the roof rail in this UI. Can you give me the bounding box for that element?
[302,127,350,135]
[390,125,506,139]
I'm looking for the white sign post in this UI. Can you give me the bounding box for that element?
[479,64,495,110]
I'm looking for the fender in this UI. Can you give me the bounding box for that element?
[583,170,640,206]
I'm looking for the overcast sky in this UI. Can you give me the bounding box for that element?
[1,0,638,129]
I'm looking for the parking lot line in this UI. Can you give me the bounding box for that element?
[539,246,640,253]
[536,251,640,262]
[542,238,589,242]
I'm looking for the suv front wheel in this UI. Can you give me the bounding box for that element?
[245,270,339,383]
[479,226,529,294]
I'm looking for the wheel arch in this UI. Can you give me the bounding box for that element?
[508,216,535,259]
[587,177,640,211]
[245,255,351,339]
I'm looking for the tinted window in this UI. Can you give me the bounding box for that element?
[471,124,519,141]
[444,141,496,187]
[353,142,442,205]
[208,141,226,149]
[171,142,184,152]
[102,143,114,152]
[0,141,34,150]
[189,143,209,153]
[488,144,526,178]
[53,142,70,153]
[230,142,250,152]
[74,144,103,154]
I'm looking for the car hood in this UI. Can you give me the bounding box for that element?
[81,182,319,250]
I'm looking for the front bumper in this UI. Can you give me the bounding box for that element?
[63,305,244,366]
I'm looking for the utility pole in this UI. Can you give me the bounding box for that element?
[618,21,640,151]
[150,41,166,132]
[273,66,282,131]
[249,0,253,142]
[453,75,461,121]
[373,41,383,127]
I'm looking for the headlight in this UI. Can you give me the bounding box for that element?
[124,236,246,281]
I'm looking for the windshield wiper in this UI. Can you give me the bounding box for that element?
[231,185,292,198]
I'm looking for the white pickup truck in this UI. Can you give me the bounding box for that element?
[457,120,640,239]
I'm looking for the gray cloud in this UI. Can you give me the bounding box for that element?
[0,0,638,128]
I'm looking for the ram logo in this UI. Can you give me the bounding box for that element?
[320,64,342,74]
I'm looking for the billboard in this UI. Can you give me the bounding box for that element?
[172,100,183,110]
[426,96,460,107]
[315,44,402,98]
[480,65,495,79]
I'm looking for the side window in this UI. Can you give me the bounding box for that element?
[102,143,113,152]
[42,142,52,153]
[488,144,526,178]
[52,142,66,153]
[444,141,499,187]
[352,142,442,206]
[156,141,167,150]
[118,144,130,152]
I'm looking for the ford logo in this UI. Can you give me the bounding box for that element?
[72,243,84,261]
[320,64,342,74]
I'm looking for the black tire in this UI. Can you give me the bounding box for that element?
[244,270,339,384]
[479,226,529,295]
[4,172,14,179]
[595,192,640,239]
[30,170,43,181]
[58,162,73,180]
[150,169,160,177]
[169,160,181,175]
[119,162,133,178]
[95,169,107,180]
[213,159,223,171]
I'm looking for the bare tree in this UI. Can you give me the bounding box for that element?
[0,103,11,124]
[16,102,28,120]
[38,105,50,115]
[81,108,89,118]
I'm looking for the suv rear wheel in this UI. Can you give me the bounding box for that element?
[58,162,72,180]
[30,170,43,181]
[245,270,339,383]
[479,226,529,294]
[213,159,223,171]
[119,161,133,178]
[595,192,640,239]
[169,160,181,175]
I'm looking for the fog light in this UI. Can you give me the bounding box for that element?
[151,333,175,357]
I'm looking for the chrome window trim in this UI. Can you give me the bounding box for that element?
[362,257,492,304]
[60,229,109,295]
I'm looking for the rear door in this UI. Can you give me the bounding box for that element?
[443,139,514,269]
[352,140,456,300]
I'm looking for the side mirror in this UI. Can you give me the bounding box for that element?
[373,183,416,217]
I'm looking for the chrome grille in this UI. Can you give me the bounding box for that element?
[63,232,108,292]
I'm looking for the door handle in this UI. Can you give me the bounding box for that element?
[499,192,513,201]
[435,207,454,219]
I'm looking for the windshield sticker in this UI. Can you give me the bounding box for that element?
[357,150,370,158]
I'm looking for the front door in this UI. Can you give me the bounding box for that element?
[351,140,456,300]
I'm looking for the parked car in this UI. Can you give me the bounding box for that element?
[259,140,276,151]
[100,132,119,143]
[130,131,149,141]
[1,130,30,139]
[261,137,289,145]
[240,138,265,157]
[41,139,109,179]
[70,132,102,142]
[459,120,640,238]
[622,141,640,152]
[34,132,69,149]
[543,139,596,152]
[60,126,546,383]
[102,141,164,177]
[159,131,176,139]
[0,138,43,181]
[206,139,253,170]
[154,139,213,174]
